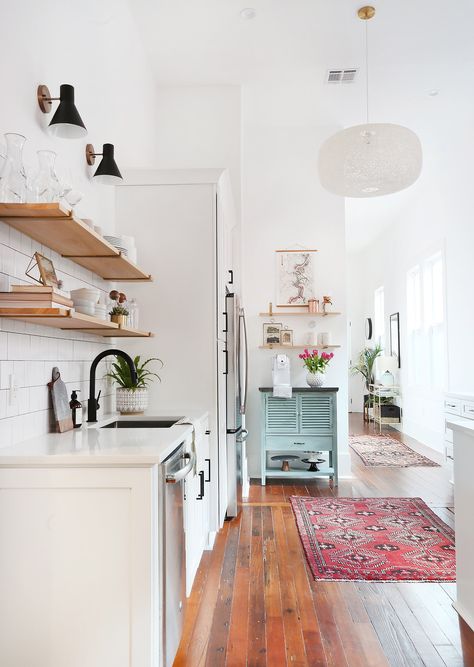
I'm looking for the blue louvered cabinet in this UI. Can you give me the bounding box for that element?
[260,387,338,485]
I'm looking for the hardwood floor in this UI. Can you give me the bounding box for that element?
[174,415,474,666]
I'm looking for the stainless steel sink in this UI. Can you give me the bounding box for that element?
[101,418,183,429]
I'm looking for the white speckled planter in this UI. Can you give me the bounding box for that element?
[116,388,148,414]
[306,372,325,387]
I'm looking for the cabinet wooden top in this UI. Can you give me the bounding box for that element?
[259,387,339,392]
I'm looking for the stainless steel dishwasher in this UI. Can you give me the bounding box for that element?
[160,443,195,667]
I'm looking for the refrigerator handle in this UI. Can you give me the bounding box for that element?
[239,308,248,414]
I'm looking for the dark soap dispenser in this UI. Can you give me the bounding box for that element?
[70,389,83,428]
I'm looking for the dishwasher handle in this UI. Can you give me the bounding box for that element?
[165,452,196,483]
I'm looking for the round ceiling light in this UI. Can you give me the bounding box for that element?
[318,123,422,198]
[240,7,257,20]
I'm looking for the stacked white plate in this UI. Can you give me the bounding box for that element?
[104,235,129,257]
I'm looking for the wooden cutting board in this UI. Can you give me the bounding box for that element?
[48,367,73,433]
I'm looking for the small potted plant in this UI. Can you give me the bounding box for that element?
[109,304,129,326]
[299,348,334,387]
[106,355,163,414]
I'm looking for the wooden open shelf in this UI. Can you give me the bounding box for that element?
[0,203,152,282]
[259,344,341,350]
[0,308,153,338]
[259,311,341,317]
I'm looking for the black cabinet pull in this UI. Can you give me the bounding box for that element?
[223,349,228,375]
[205,430,211,435]
[196,470,205,500]
[228,269,234,284]
[205,458,211,483]
[222,311,228,333]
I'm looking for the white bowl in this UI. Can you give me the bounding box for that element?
[70,288,100,303]
[75,304,95,316]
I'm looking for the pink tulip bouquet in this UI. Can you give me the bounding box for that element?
[299,349,334,373]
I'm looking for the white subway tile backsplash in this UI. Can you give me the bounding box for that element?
[0,221,114,447]
[0,361,14,390]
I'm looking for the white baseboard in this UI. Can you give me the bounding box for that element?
[205,531,217,551]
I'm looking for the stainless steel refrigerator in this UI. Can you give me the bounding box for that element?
[225,292,248,518]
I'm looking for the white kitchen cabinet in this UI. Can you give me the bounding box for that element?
[184,421,212,595]
[0,466,160,667]
[116,169,237,534]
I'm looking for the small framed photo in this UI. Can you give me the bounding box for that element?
[263,322,282,346]
[280,329,294,346]
[35,252,59,288]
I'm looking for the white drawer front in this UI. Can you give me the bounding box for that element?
[445,398,462,415]
[445,425,454,444]
[462,401,474,420]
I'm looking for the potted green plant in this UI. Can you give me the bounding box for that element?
[109,304,129,326]
[350,343,383,388]
[106,355,163,414]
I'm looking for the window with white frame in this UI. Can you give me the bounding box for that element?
[374,286,385,346]
[406,251,445,390]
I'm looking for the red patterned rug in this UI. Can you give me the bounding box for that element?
[290,497,455,582]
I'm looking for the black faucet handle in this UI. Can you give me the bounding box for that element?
[96,389,102,410]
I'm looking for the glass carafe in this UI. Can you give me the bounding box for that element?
[0,133,27,203]
[29,150,61,203]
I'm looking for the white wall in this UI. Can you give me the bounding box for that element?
[347,114,474,452]
[241,84,349,477]
[0,0,160,445]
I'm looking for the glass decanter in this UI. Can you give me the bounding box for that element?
[0,133,28,203]
[29,150,61,203]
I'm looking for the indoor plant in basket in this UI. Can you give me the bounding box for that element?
[299,349,334,387]
[106,355,163,414]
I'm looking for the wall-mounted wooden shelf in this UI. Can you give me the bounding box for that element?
[0,308,153,338]
[259,311,341,317]
[0,203,152,282]
[259,344,341,350]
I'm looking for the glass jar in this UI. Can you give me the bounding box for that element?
[0,133,27,203]
[29,150,61,203]
[128,298,139,329]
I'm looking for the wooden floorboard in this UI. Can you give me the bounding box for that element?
[175,414,474,667]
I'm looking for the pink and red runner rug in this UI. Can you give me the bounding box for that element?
[290,496,455,582]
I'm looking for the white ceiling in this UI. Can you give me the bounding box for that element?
[129,0,474,252]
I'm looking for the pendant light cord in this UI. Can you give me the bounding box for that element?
[365,18,370,124]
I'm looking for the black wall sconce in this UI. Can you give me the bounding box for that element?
[37,84,87,139]
[86,143,123,185]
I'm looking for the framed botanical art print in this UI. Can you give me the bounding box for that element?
[263,322,282,346]
[276,249,317,306]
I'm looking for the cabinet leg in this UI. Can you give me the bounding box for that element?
[261,475,266,486]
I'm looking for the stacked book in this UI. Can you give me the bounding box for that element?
[0,285,73,312]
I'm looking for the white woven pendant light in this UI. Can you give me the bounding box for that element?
[318,6,422,198]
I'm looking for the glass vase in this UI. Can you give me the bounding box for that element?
[29,150,61,203]
[0,133,28,203]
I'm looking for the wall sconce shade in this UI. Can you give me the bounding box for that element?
[37,84,87,139]
[86,143,123,185]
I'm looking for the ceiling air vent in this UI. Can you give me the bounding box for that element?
[326,68,358,84]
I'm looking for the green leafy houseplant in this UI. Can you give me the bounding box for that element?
[106,355,163,414]
[109,305,129,317]
[350,343,382,389]
[106,355,163,390]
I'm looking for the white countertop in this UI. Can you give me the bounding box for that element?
[446,417,474,437]
[0,410,208,467]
